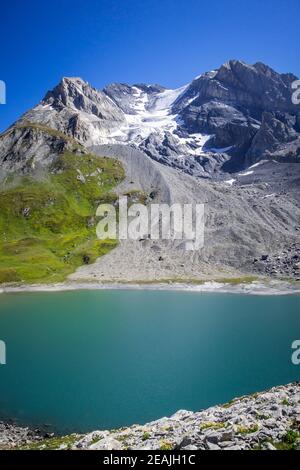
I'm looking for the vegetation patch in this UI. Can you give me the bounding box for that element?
[236,423,259,434]
[18,434,80,450]
[90,436,101,445]
[0,151,124,284]
[116,434,131,443]
[215,276,259,285]
[159,440,174,450]
[281,398,291,406]
[200,421,227,430]
[255,431,300,451]
[255,412,270,420]
[222,394,255,409]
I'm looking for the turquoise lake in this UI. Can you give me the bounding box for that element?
[0,290,299,433]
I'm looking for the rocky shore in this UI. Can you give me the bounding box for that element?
[1,382,299,451]
[0,422,46,449]
[1,278,300,296]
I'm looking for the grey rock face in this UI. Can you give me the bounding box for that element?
[0,123,81,177]
[20,77,125,148]
[245,112,298,164]
[175,60,298,115]
[174,60,300,171]
[43,77,125,124]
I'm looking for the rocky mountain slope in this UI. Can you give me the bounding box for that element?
[69,144,300,283]
[0,60,299,284]
[2,382,299,450]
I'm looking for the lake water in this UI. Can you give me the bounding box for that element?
[0,289,299,433]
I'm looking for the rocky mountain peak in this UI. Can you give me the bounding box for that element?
[1,60,299,177]
[43,77,90,107]
[42,76,124,121]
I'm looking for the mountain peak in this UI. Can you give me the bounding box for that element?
[1,59,299,180]
[42,76,92,107]
[61,76,87,84]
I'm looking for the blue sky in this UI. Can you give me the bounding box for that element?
[0,0,299,131]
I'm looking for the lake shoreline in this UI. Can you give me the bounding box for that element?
[1,382,299,450]
[1,278,300,296]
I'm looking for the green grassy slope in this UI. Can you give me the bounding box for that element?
[0,152,124,284]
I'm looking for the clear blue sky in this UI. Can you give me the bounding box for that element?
[0,0,299,131]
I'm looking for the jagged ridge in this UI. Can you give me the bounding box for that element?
[1,60,299,178]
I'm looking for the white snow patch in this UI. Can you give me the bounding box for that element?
[248,160,268,169]
[238,170,254,176]
[72,82,212,156]
[37,104,54,110]
[182,95,198,107]
[224,179,236,186]
[131,86,142,95]
[175,133,212,156]
[150,85,188,111]
[99,84,190,146]
[194,70,216,80]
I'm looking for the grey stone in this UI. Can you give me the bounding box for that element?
[205,432,220,444]
[224,445,242,450]
[206,442,221,450]
[89,437,123,450]
[265,442,277,451]
[181,444,198,450]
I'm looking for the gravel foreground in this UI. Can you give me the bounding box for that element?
[1,382,299,451]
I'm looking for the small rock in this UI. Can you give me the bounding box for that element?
[224,445,242,450]
[58,443,68,450]
[181,444,198,450]
[206,441,220,450]
[265,442,277,450]
[89,437,123,450]
[86,216,95,228]
[22,207,30,218]
[219,430,234,441]
[219,440,235,448]
[176,435,192,449]
[205,432,219,444]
